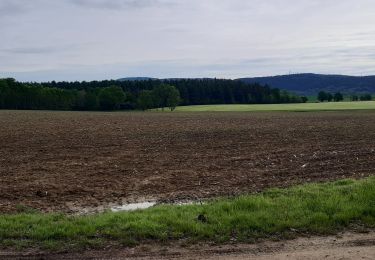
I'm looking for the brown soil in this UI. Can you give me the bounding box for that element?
[0,110,375,213]
[1,231,374,259]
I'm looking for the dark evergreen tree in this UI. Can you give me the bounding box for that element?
[301,96,308,103]
[327,93,333,102]
[360,94,372,101]
[318,91,328,102]
[333,92,343,102]
[137,90,154,111]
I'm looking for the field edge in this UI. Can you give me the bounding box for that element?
[0,176,374,252]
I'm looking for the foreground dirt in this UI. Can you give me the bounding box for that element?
[0,110,375,213]
[1,231,374,259]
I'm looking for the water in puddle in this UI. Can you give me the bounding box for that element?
[71,200,202,215]
[111,201,157,212]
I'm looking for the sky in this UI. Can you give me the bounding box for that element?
[1,0,375,82]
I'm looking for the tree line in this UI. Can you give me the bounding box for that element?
[0,78,306,111]
[350,94,373,101]
[317,91,372,102]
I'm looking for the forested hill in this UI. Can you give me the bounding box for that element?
[238,74,375,95]
[0,78,303,111]
[117,77,157,81]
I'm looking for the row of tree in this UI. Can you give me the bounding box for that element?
[317,91,344,102]
[39,78,306,105]
[1,78,306,111]
[351,94,373,101]
[0,78,181,111]
[317,91,373,102]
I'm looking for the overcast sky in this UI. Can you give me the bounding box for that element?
[1,0,375,82]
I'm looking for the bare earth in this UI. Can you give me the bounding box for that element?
[0,110,375,213]
[1,231,374,259]
[1,110,374,259]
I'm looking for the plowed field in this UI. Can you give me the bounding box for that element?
[1,110,374,213]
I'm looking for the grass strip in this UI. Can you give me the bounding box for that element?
[174,101,375,112]
[1,177,374,250]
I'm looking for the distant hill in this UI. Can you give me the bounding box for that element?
[238,74,375,95]
[117,74,375,96]
[117,77,157,81]
[117,77,214,81]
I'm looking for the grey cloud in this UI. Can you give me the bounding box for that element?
[0,0,29,16]
[2,0,375,81]
[0,42,96,55]
[68,0,174,10]
[1,47,58,55]
[4,54,375,83]
[329,47,375,59]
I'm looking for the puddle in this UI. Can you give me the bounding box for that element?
[110,200,199,212]
[174,200,199,206]
[111,201,157,212]
[69,199,205,215]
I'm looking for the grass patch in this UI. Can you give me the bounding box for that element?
[174,101,375,112]
[1,177,374,251]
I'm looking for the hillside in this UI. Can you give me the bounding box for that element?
[238,74,375,95]
[117,77,157,81]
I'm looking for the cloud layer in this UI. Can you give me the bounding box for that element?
[1,0,375,81]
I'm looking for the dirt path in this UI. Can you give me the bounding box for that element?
[1,231,374,259]
[178,232,375,260]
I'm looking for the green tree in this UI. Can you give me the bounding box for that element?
[73,90,86,110]
[84,90,99,110]
[333,92,343,102]
[317,91,327,102]
[137,90,154,111]
[360,94,372,101]
[0,79,8,108]
[327,93,333,102]
[270,88,281,103]
[152,84,180,111]
[166,86,180,111]
[98,86,126,110]
[300,96,308,103]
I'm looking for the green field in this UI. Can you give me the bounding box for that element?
[175,101,375,112]
[1,177,374,251]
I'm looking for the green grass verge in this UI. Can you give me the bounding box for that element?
[174,101,375,112]
[1,177,374,251]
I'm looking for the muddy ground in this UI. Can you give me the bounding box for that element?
[0,110,374,213]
